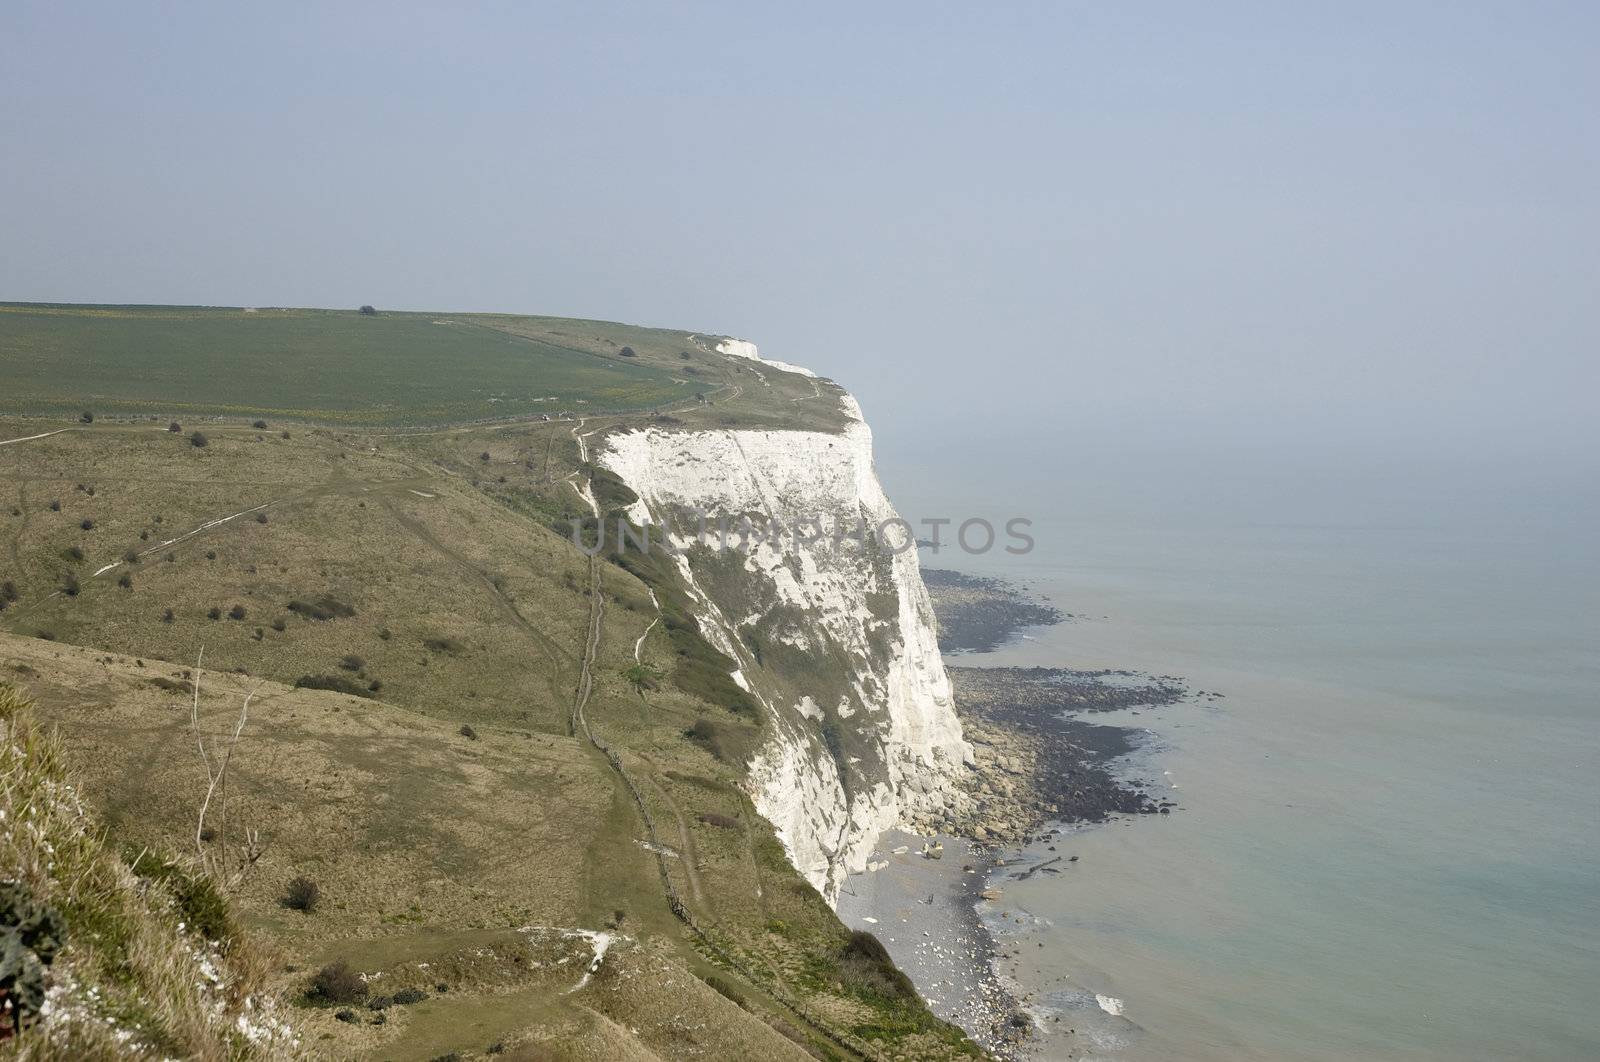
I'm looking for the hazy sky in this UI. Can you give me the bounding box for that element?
[4,2,1596,478]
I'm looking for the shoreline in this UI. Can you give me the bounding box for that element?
[843,663,1195,1057]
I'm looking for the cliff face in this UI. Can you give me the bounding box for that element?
[598,341,972,903]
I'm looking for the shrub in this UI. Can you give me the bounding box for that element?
[838,930,916,1001]
[287,595,356,621]
[205,550,216,560]
[126,851,232,943]
[479,451,491,462]
[117,572,132,589]
[698,812,739,829]
[459,724,477,740]
[367,995,392,1011]
[123,549,140,563]
[252,419,268,429]
[0,881,66,1030]
[338,654,364,671]
[702,973,746,1008]
[271,618,286,632]
[678,350,692,360]
[294,673,374,698]
[334,1009,357,1023]
[281,430,291,439]
[34,630,56,641]
[64,546,84,562]
[255,512,268,524]
[190,431,208,448]
[391,987,426,1005]
[60,573,80,597]
[619,346,636,357]
[1,580,16,602]
[377,627,391,640]
[80,518,94,531]
[358,304,377,315]
[228,604,247,621]
[283,876,320,912]
[48,499,60,512]
[422,636,462,654]
[207,607,221,620]
[168,421,182,432]
[162,608,174,623]
[80,410,93,423]
[309,961,368,1005]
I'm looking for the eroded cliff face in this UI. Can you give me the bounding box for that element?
[598,341,972,903]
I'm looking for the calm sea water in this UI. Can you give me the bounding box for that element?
[891,455,1600,1061]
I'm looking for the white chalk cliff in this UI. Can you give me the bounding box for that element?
[598,340,972,903]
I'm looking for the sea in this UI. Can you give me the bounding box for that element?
[884,448,1600,1061]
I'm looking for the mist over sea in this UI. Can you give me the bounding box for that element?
[885,446,1600,1061]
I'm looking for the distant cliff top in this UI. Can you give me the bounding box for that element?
[0,302,851,432]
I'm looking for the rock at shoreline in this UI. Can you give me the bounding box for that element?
[922,568,1067,653]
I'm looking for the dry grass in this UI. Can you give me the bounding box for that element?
[0,683,301,1059]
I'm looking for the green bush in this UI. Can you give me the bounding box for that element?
[126,851,232,943]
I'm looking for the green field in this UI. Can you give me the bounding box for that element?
[0,303,691,425]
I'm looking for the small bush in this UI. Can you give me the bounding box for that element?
[162,608,174,623]
[60,573,80,597]
[271,618,286,632]
[377,627,391,641]
[168,421,182,432]
[228,604,247,621]
[422,636,463,654]
[459,724,477,740]
[1,580,16,602]
[367,995,392,1011]
[207,607,221,620]
[283,876,320,912]
[80,518,94,531]
[334,1009,357,1023]
[80,410,94,423]
[255,512,268,524]
[702,973,747,1008]
[64,546,84,562]
[205,550,216,560]
[391,987,426,1005]
[117,572,132,589]
[308,961,368,1005]
[48,499,60,512]
[678,350,692,360]
[338,654,364,672]
[294,673,374,698]
[287,595,356,621]
[281,430,291,440]
[123,549,140,563]
[126,851,232,943]
[252,419,268,429]
[190,431,208,448]
[359,304,376,315]
[619,346,637,357]
[838,930,917,1001]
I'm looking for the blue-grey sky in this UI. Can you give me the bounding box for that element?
[3,2,1596,476]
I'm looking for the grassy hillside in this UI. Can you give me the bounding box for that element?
[0,305,977,1059]
[0,304,693,426]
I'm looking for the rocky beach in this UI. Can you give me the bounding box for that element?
[841,567,1198,1057]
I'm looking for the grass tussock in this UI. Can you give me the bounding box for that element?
[0,683,301,1057]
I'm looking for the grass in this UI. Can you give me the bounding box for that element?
[0,683,300,1057]
[0,304,690,426]
[0,305,974,1059]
